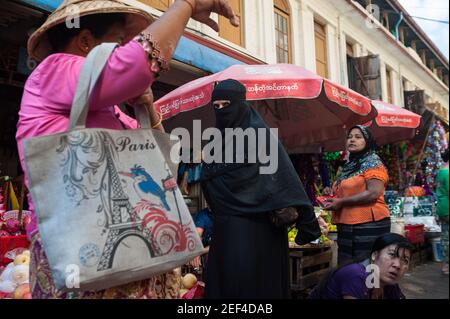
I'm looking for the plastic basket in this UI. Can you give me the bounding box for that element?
[2,210,32,222]
[404,224,425,245]
[0,235,30,266]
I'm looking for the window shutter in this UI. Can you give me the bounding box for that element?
[219,0,243,46]
[404,90,434,140]
[404,90,425,114]
[386,69,393,104]
[349,54,382,100]
[140,0,171,11]
[314,22,328,78]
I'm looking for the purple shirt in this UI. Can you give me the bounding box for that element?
[309,263,405,299]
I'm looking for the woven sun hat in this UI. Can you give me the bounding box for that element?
[28,0,154,61]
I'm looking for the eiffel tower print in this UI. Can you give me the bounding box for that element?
[96,137,156,271]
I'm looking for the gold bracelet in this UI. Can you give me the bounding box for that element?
[152,111,163,129]
[181,0,195,15]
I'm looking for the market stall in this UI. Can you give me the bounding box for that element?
[0,176,32,299]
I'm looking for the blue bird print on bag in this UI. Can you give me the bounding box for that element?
[121,165,171,211]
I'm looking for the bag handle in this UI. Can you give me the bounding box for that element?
[69,43,151,130]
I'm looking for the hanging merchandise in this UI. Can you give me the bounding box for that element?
[422,121,447,191]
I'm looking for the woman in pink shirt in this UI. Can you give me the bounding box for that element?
[16,0,238,299]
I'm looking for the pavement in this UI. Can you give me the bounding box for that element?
[401,262,449,299]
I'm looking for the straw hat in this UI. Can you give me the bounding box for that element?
[28,0,154,61]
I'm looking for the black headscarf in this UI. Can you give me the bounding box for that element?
[336,125,385,184]
[201,80,319,243]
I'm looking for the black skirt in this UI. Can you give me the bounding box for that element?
[337,217,391,265]
[205,213,290,299]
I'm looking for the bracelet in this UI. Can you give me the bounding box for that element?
[136,32,169,77]
[181,0,195,15]
[152,111,163,129]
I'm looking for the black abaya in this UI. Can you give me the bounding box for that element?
[205,213,290,299]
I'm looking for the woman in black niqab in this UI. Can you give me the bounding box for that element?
[201,79,320,299]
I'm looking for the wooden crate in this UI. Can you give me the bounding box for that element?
[289,245,332,292]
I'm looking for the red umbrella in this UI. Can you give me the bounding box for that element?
[155,64,377,152]
[323,100,422,150]
[369,100,421,145]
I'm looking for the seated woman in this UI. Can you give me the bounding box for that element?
[309,233,413,299]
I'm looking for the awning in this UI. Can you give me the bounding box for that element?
[19,0,245,73]
[172,36,244,74]
[20,0,62,11]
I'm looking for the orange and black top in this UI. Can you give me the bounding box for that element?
[332,165,390,225]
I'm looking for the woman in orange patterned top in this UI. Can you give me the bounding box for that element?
[324,125,391,265]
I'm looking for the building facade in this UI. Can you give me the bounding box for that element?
[135,0,449,122]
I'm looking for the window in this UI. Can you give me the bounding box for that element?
[219,0,243,46]
[140,0,171,11]
[386,68,393,104]
[314,21,328,78]
[274,0,291,63]
[349,54,382,100]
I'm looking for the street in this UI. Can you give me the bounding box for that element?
[401,262,449,299]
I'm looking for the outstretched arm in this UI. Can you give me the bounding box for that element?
[144,0,239,64]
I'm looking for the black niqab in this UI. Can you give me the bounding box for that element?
[201,79,319,244]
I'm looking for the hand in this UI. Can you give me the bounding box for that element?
[323,198,343,211]
[322,187,333,196]
[131,89,154,108]
[129,89,165,131]
[189,256,202,268]
[187,0,240,32]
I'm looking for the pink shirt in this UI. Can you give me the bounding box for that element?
[16,40,155,240]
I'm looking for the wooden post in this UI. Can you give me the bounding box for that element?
[382,11,390,30]
[429,59,436,73]
[409,114,435,188]
[18,176,25,229]
[419,50,427,64]
[399,27,405,44]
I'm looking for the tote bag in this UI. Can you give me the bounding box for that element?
[23,43,203,291]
